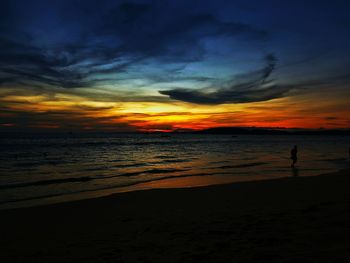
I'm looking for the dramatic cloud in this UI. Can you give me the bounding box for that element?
[1,0,350,130]
[0,1,267,89]
[159,54,291,104]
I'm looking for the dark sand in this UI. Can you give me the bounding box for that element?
[1,170,350,263]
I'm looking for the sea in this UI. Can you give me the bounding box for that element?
[1,133,349,209]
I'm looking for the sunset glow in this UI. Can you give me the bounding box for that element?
[1,1,350,132]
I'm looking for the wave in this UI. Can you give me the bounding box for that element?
[112,163,148,168]
[0,168,189,190]
[112,168,189,177]
[150,159,190,164]
[0,170,240,206]
[0,176,94,189]
[155,155,179,159]
[13,162,43,167]
[210,162,267,169]
[0,138,238,149]
[320,158,348,163]
[139,168,188,174]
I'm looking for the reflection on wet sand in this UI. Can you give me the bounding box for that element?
[292,167,299,177]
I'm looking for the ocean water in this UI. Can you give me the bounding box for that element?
[0,133,349,209]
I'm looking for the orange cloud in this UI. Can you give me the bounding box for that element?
[1,87,349,131]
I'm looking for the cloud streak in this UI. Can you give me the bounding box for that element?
[159,54,291,104]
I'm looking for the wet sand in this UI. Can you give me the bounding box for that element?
[1,169,350,263]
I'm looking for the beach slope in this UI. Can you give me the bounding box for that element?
[1,170,350,263]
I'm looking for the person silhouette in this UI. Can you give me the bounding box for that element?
[291,145,298,168]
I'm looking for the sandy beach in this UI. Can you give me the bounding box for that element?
[1,169,350,263]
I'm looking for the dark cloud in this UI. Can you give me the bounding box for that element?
[325,116,337,120]
[0,1,268,89]
[100,3,268,59]
[0,107,135,132]
[0,36,134,88]
[159,54,291,104]
[159,60,350,105]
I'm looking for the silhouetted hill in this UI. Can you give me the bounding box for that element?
[196,127,350,135]
[1,128,349,138]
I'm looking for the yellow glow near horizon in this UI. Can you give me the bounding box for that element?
[1,86,349,131]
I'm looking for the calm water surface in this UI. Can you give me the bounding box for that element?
[0,134,349,208]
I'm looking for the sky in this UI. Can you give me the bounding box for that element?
[0,0,350,132]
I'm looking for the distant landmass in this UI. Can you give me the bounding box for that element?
[1,127,350,138]
[193,127,350,135]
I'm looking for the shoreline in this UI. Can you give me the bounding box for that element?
[1,168,350,262]
[0,166,347,210]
